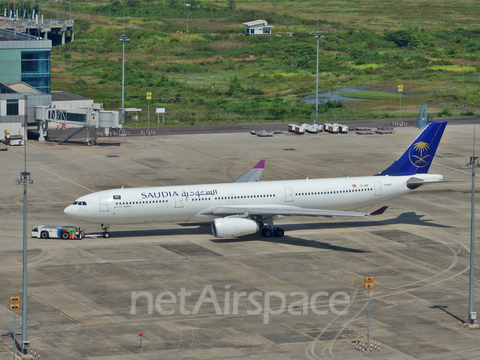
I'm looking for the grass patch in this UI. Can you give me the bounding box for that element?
[338,91,400,100]
[41,0,480,125]
[350,64,382,70]
[428,65,476,72]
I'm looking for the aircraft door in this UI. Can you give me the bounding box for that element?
[373,181,382,196]
[100,196,109,212]
[175,195,185,208]
[284,187,294,202]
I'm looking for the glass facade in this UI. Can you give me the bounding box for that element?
[21,51,50,94]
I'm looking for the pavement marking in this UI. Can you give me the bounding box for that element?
[454,243,461,256]
[226,164,235,181]
[43,154,102,167]
[208,286,325,345]
[105,316,117,323]
[39,167,95,193]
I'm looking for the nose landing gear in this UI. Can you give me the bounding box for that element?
[101,224,110,238]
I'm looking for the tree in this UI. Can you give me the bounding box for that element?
[228,0,236,11]
[125,0,139,7]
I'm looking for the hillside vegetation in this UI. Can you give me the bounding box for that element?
[45,0,480,125]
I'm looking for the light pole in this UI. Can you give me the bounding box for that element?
[135,8,142,28]
[4,0,8,17]
[108,2,112,23]
[14,119,34,355]
[119,27,130,131]
[84,0,88,19]
[314,31,324,124]
[467,155,479,325]
[187,12,192,34]
[417,9,421,31]
[338,10,342,32]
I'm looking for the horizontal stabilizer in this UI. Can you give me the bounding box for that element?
[369,206,388,216]
[407,176,463,189]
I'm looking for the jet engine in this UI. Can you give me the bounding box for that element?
[211,218,260,238]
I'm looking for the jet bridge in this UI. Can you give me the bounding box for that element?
[35,104,121,144]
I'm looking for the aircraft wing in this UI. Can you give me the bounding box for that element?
[200,205,388,219]
[233,160,265,183]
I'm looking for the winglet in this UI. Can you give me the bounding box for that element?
[233,160,266,183]
[254,160,265,169]
[369,206,388,216]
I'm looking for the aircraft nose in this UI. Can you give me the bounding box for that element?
[64,205,74,217]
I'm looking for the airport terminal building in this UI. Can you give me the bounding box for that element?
[0,28,120,143]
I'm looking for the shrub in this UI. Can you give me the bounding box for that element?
[437,107,452,117]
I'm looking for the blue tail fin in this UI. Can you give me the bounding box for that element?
[376,122,447,176]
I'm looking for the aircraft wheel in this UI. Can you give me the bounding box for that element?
[40,231,49,239]
[274,228,284,237]
[103,232,110,239]
[263,228,273,238]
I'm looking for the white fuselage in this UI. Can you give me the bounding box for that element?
[64,174,442,225]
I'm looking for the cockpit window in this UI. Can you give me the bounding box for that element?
[81,201,87,206]
[73,201,78,205]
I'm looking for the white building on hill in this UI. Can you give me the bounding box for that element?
[242,20,273,36]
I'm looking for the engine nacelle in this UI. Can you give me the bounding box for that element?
[211,218,260,238]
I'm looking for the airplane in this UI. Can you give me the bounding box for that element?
[64,121,448,239]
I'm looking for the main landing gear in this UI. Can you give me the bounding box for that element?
[259,218,284,238]
[261,227,284,238]
[101,224,110,238]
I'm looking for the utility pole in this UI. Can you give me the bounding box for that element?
[119,13,129,133]
[187,12,192,34]
[417,9,421,31]
[314,21,324,124]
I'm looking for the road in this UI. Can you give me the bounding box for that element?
[45,116,478,141]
